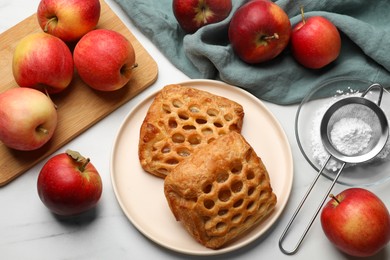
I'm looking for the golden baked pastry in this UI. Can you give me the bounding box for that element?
[164,132,277,249]
[139,84,244,178]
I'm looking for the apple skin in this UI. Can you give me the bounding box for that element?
[321,188,390,257]
[228,0,291,64]
[37,150,103,216]
[0,88,57,151]
[291,16,341,69]
[12,32,74,94]
[73,29,137,91]
[37,0,101,42]
[172,0,232,34]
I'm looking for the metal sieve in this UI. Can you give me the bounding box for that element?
[279,83,389,255]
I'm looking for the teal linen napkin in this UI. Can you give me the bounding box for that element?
[114,0,390,105]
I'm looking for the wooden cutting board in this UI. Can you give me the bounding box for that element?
[0,0,158,186]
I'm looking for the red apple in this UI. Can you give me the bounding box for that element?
[228,0,291,64]
[37,0,101,42]
[321,188,390,257]
[172,0,232,34]
[291,8,341,69]
[0,88,57,151]
[73,29,137,91]
[37,150,103,216]
[12,32,74,94]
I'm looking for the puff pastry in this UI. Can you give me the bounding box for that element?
[164,132,277,249]
[138,84,244,178]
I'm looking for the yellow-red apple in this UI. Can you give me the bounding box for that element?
[0,88,57,151]
[321,188,390,257]
[12,32,74,94]
[173,0,232,34]
[73,29,137,91]
[37,0,101,42]
[228,0,291,64]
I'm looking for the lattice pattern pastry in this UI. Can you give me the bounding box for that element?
[138,84,244,178]
[164,132,277,249]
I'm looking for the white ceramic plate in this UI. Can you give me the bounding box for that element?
[110,80,293,255]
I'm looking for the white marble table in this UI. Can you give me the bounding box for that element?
[0,1,389,259]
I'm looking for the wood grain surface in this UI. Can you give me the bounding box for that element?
[0,0,158,186]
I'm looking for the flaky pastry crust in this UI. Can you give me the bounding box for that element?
[164,132,277,249]
[138,84,244,178]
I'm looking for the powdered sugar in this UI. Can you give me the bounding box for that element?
[311,100,342,171]
[330,117,372,155]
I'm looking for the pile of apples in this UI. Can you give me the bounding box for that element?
[0,0,144,216]
[0,0,137,152]
[173,0,341,69]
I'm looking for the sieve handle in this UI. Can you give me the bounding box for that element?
[278,155,346,255]
[361,83,384,106]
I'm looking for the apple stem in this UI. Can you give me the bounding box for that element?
[201,5,208,24]
[262,33,279,41]
[121,63,138,76]
[300,5,306,24]
[79,158,90,172]
[66,149,90,172]
[329,194,340,204]
[37,126,49,135]
[44,87,58,110]
[44,17,58,32]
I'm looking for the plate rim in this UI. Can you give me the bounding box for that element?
[110,79,294,255]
